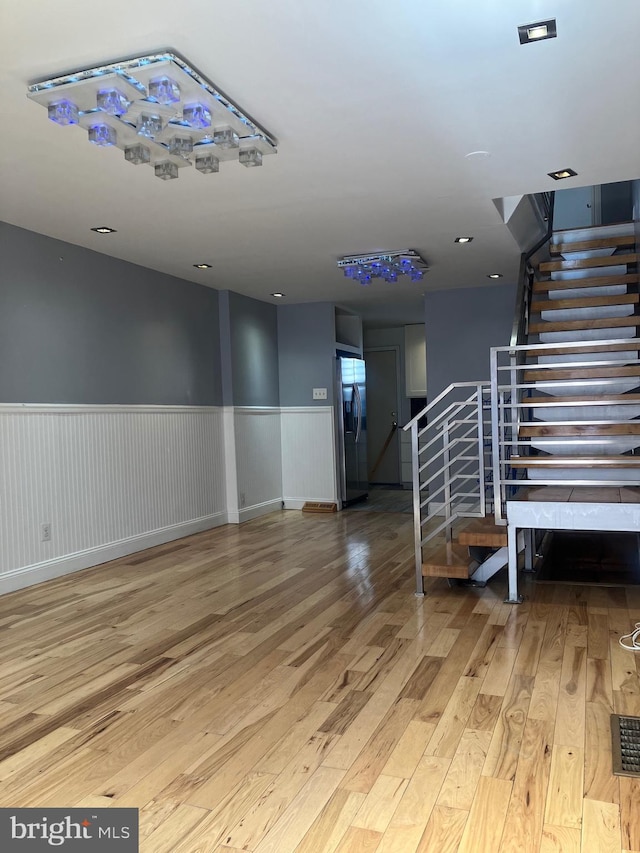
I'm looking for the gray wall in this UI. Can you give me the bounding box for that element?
[219,291,279,407]
[278,303,335,407]
[0,222,221,405]
[424,282,517,400]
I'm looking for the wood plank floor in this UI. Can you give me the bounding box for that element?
[1,509,639,852]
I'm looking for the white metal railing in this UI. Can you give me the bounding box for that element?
[403,382,492,595]
[490,338,640,522]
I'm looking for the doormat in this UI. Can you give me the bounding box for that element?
[302,502,337,513]
[611,715,640,777]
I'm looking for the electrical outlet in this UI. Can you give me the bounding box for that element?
[239,492,246,508]
[312,387,328,400]
[41,522,52,542]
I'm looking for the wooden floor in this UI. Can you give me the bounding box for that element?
[1,509,639,852]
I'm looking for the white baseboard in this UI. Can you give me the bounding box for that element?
[0,513,227,596]
[227,499,283,524]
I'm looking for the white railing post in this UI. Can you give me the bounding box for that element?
[490,348,503,524]
[410,420,424,596]
[442,421,452,542]
[476,385,486,517]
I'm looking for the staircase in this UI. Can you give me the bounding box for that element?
[509,221,640,483]
[405,211,640,602]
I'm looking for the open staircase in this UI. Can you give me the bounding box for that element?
[405,214,640,601]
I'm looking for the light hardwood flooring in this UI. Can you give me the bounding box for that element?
[1,509,639,852]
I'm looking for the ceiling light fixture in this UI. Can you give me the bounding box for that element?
[518,19,557,44]
[548,168,577,181]
[193,263,211,269]
[487,273,503,279]
[454,236,473,244]
[91,226,117,234]
[337,249,428,286]
[27,51,278,182]
[270,292,285,298]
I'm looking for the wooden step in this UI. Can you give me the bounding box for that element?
[529,316,640,334]
[550,235,636,255]
[421,542,470,579]
[519,423,640,437]
[531,293,638,312]
[526,393,640,405]
[539,253,639,273]
[510,455,640,469]
[532,273,639,293]
[457,517,507,548]
[524,365,640,382]
[524,342,640,356]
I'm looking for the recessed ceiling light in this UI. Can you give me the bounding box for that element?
[548,168,578,181]
[270,292,285,298]
[193,263,212,269]
[91,226,117,234]
[455,237,473,244]
[487,273,503,279]
[518,19,557,44]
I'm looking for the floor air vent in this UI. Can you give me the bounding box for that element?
[302,502,337,513]
[611,715,640,776]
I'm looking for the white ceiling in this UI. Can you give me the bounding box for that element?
[1,1,639,326]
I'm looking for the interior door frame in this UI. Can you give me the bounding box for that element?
[364,345,403,484]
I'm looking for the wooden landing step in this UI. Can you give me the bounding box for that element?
[533,273,639,294]
[510,455,640,469]
[523,365,640,382]
[531,293,638,312]
[457,517,507,548]
[519,422,640,437]
[421,542,470,579]
[539,253,639,273]
[550,234,636,255]
[529,316,640,334]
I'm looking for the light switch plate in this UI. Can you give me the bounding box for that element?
[312,387,328,400]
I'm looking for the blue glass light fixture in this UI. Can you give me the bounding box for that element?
[48,99,79,125]
[337,249,428,286]
[27,51,278,181]
[88,124,117,146]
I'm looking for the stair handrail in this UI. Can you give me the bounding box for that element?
[491,338,640,522]
[510,191,555,349]
[402,381,491,431]
[403,381,492,595]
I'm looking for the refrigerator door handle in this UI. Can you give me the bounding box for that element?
[354,383,362,444]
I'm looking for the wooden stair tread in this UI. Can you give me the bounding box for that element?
[550,235,636,254]
[539,253,639,273]
[510,455,640,468]
[531,293,638,312]
[532,273,639,293]
[526,393,640,404]
[524,365,640,381]
[529,316,640,334]
[519,423,640,437]
[524,342,640,356]
[457,517,507,548]
[421,542,470,579]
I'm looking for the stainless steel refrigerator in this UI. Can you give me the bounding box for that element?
[336,356,368,506]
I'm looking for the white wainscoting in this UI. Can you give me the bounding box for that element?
[281,407,337,508]
[0,405,226,593]
[0,404,339,594]
[230,408,283,523]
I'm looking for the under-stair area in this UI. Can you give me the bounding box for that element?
[405,209,640,602]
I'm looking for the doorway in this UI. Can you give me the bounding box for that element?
[365,347,401,486]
